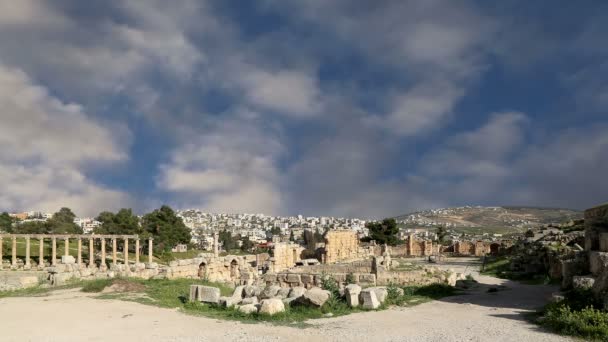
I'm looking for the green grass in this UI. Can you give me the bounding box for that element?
[0,279,85,298]
[81,278,114,293]
[480,256,551,284]
[538,289,608,341]
[95,278,458,324]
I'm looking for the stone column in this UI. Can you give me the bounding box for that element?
[214,232,219,258]
[100,238,106,270]
[25,236,31,267]
[148,238,153,264]
[51,237,57,266]
[135,239,140,264]
[64,237,69,256]
[39,237,44,267]
[112,238,117,266]
[12,236,17,267]
[89,238,94,267]
[124,237,129,265]
[77,238,82,265]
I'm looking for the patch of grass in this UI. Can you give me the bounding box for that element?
[81,278,114,293]
[0,279,84,298]
[481,256,552,284]
[538,289,608,341]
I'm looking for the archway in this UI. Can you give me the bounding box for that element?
[490,243,500,255]
[198,262,207,278]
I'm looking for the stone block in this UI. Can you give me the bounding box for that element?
[61,255,75,264]
[600,233,608,252]
[360,289,380,309]
[286,274,301,283]
[300,274,313,284]
[197,285,221,304]
[169,260,179,267]
[367,287,388,303]
[219,296,240,308]
[232,285,245,299]
[345,284,361,308]
[296,287,330,307]
[241,297,259,305]
[590,252,608,276]
[238,304,259,314]
[573,276,596,290]
[189,285,199,302]
[260,285,281,299]
[282,297,297,306]
[288,286,306,299]
[277,287,291,299]
[243,285,257,298]
[259,298,285,315]
[145,262,158,269]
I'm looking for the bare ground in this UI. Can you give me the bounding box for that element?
[0,259,573,342]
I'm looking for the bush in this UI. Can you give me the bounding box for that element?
[539,289,608,341]
[542,305,608,341]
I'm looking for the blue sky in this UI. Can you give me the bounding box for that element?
[0,1,607,218]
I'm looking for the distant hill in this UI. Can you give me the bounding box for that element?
[394,206,583,232]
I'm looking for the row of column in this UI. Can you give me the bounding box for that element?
[0,237,153,268]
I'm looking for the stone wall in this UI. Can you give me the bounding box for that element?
[323,230,361,264]
[272,242,304,272]
[264,271,377,288]
[584,203,608,251]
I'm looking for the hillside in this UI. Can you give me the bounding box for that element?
[394,206,583,233]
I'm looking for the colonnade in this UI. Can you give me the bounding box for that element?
[0,234,153,269]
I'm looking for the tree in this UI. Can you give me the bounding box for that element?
[241,236,254,252]
[270,226,281,237]
[13,221,47,234]
[0,212,13,233]
[289,230,295,242]
[95,209,141,235]
[366,218,400,245]
[436,226,448,244]
[47,207,82,234]
[141,205,191,252]
[219,229,236,251]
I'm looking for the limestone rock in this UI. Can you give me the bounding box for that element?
[243,285,257,298]
[61,255,75,264]
[366,287,388,304]
[276,287,291,299]
[259,298,285,315]
[197,285,221,304]
[345,284,361,308]
[282,297,297,306]
[288,286,306,299]
[296,287,331,307]
[232,285,245,299]
[360,288,380,309]
[260,285,281,299]
[219,296,240,308]
[238,304,259,314]
[241,296,259,305]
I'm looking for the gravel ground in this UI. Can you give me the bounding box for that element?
[0,260,573,342]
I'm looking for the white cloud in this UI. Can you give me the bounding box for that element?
[157,119,284,214]
[239,69,320,117]
[0,64,132,215]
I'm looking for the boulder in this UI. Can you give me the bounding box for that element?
[573,276,596,290]
[276,288,291,299]
[282,297,297,306]
[259,298,285,315]
[232,285,245,299]
[360,289,381,309]
[197,285,221,304]
[296,287,331,307]
[345,284,361,308]
[260,285,281,299]
[288,286,306,299]
[238,304,259,314]
[243,285,257,298]
[61,255,75,265]
[241,296,259,305]
[219,296,240,308]
[367,287,388,303]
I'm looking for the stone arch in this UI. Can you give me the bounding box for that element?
[490,243,500,255]
[229,259,239,280]
[198,261,207,278]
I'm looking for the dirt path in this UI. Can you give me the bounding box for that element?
[0,269,572,341]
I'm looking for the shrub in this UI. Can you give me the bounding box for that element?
[542,305,608,341]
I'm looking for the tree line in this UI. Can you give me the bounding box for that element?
[0,205,191,252]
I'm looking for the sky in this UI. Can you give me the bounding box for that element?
[0,0,607,218]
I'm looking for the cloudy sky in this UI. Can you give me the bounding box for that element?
[0,1,607,218]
